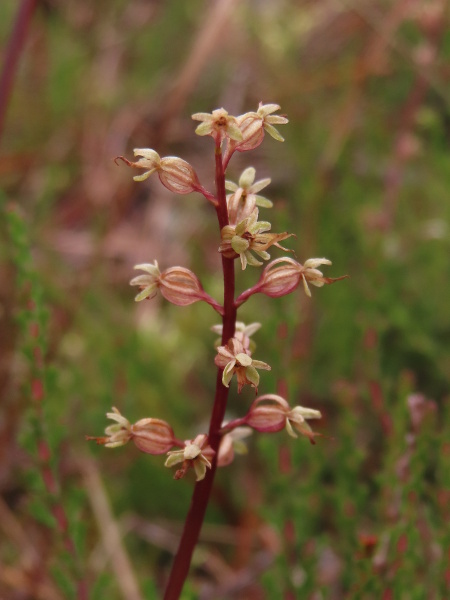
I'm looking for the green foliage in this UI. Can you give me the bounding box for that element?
[2,0,450,598]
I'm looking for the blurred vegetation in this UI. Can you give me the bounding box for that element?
[1,0,449,599]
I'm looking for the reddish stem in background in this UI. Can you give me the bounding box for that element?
[0,0,37,143]
[163,141,236,600]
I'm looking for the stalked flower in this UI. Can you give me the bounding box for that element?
[249,257,302,299]
[235,257,348,305]
[191,108,243,144]
[130,262,223,313]
[244,394,322,444]
[211,321,261,353]
[86,407,176,454]
[115,149,201,194]
[217,426,253,467]
[219,209,293,270]
[165,434,215,481]
[226,167,273,225]
[300,258,341,297]
[231,103,289,153]
[215,337,271,393]
[86,407,132,448]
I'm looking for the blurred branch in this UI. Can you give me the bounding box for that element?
[0,495,63,600]
[154,0,240,143]
[0,0,38,144]
[336,0,450,107]
[79,456,144,600]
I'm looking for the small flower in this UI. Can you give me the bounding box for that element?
[211,321,261,353]
[230,103,289,153]
[191,108,243,143]
[215,337,271,393]
[86,407,132,448]
[219,209,293,270]
[86,408,176,454]
[115,149,200,194]
[235,257,348,305]
[130,262,222,312]
[257,102,289,142]
[244,395,322,443]
[300,258,338,297]
[285,405,322,440]
[129,261,161,302]
[226,167,273,225]
[217,426,253,467]
[165,434,215,481]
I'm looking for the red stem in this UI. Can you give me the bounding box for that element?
[163,141,236,599]
[0,0,37,143]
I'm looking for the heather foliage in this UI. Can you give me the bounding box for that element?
[1,1,450,599]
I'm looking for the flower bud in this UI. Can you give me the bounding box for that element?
[254,258,302,298]
[159,157,200,195]
[115,150,200,195]
[244,394,290,433]
[233,112,265,152]
[159,267,210,306]
[131,418,175,454]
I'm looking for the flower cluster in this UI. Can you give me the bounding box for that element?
[91,103,347,491]
[219,208,293,270]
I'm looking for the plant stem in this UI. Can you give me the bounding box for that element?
[163,142,236,600]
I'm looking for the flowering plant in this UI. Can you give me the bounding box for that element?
[88,102,346,599]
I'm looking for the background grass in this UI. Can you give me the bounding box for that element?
[1,1,449,598]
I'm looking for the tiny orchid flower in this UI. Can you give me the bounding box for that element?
[129,261,161,302]
[234,103,289,150]
[86,407,176,454]
[244,395,322,444]
[226,167,273,225]
[211,321,261,352]
[86,407,133,448]
[130,262,222,312]
[165,434,215,481]
[235,257,348,305]
[191,108,243,144]
[115,149,201,194]
[219,209,293,270]
[300,258,336,297]
[215,337,271,393]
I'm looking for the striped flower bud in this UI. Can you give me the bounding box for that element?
[131,418,176,455]
[130,262,222,313]
[86,408,176,454]
[165,434,215,481]
[115,149,200,195]
[244,395,322,443]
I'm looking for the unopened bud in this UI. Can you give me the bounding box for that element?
[159,157,200,194]
[234,112,265,152]
[159,266,220,312]
[256,258,302,297]
[131,418,175,454]
[244,394,290,432]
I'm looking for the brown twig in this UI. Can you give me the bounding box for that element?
[0,0,38,143]
[79,456,144,600]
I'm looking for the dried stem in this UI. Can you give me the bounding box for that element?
[163,142,236,599]
[0,0,37,143]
